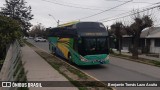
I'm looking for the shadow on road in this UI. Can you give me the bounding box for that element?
[75,64,107,70]
[53,53,107,70]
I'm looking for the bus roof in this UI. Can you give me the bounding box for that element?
[49,22,108,37]
[76,22,108,36]
[58,21,79,27]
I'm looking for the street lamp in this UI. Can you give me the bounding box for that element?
[48,14,59,26]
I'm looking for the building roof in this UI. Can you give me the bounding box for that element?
[141,27,160,38]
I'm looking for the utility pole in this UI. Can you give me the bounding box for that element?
[48,14,59,26]
[57,20,60,26]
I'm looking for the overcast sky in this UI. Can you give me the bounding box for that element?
[1,0,160,28]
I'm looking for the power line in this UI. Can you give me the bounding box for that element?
[41,0,103,11]
[105,0,153,4]
[52,0,107,9]
[77,0,133,20]
[42,0,131,12]
[98,2,160,22]
[101,4,160,22]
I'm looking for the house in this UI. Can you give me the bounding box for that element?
[121,27,160,54]
[141,27,160,54]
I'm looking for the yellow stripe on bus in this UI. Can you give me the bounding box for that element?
[57,43,69,59]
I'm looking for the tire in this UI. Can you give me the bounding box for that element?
[52,47,57,55]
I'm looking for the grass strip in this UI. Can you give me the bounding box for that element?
[111,53,160,67]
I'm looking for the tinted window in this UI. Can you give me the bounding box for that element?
[48,28,77,38]
[155,39,160,47]
[76,22,105,29]
[78,37,109,56]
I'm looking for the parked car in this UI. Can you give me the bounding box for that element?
[23,36,28,40]
[28,36,33,39]
[34,37,47,42]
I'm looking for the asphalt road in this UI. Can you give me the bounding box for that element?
[27,39,160,90]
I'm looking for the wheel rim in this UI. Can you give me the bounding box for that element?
[68,55,72,63]
[69,55,71,60]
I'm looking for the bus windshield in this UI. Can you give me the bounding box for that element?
[78,37,109,56]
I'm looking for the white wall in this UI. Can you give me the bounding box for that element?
[122,47,128,50]
[150,39,160,53]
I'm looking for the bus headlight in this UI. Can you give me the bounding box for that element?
[105,55,110,61]
[80,56,89,62]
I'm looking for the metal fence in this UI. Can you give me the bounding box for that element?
[0,40,27,90]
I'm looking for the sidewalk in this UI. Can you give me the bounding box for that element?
[21,45,78,90]
[112,49,160,62]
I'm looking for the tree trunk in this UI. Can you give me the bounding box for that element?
[116,38,119,51]
[119,38,122,54]
[132,35,140,59]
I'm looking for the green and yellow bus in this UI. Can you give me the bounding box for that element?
[48,21,110,65]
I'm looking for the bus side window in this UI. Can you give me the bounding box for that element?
[73,38,78,52]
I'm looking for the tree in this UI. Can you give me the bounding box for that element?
[110,22,125,54]
[1,0,33,36]
[29,23,46,38]
[0,15,21,60]
[126,14,153,59]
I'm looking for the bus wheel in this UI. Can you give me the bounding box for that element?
[52,47,56,55]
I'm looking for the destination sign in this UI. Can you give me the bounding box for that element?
[79,32,108,36]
